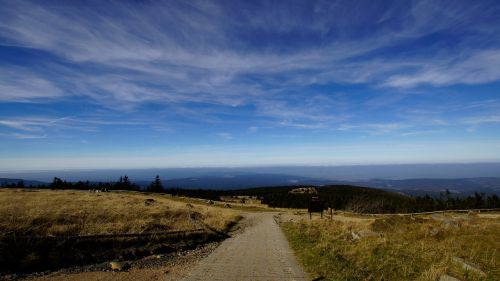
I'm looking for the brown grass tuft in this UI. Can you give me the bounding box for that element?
[282,212,499,281]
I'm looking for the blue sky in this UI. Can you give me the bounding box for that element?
[1,0,500,171]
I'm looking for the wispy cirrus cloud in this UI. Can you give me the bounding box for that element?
[1,0,499,118]
[0,67,63,102]
[384,49,500,88]
[216,132,233,140]
[1,0,500,170]
[0,117,73,132]
[0,116,144,136]
[0,132,47,139]
[0,120,40,132]
[462,115,500,125]
[336,122,411,135]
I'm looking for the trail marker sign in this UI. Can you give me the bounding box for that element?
[308,197,324,219]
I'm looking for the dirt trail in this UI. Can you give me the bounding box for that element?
[182,212,308,281]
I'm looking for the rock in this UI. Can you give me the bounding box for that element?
[351,231,360,241]
[439,274,462,281]
[109,261,130,271]
[144,198,155,206]
[350,230,380,240]
[429,227,441,237]
[452,257,486,276]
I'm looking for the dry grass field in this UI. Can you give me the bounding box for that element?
[0,189,241,273]
[282,212,499,281]
[0,189,239,235]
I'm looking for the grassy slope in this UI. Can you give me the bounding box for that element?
[282,213,499,281]
[0,189,239,236]
[0,189,241,273]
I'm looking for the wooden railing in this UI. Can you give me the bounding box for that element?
[335,208,500,217]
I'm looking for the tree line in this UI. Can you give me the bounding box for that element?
[1,175,165,193]
[165,185,500,213]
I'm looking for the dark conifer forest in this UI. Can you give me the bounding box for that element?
[166,185,500,213]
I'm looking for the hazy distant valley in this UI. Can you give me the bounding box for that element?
[3,169,500,197]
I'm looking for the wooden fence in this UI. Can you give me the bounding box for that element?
[335,208,500,217]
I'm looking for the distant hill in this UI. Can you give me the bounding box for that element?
[236,185,415,213]
[166,184,415,213]
[141,174,500,196]
[2,174,499,196]
[136,173,332,189]
[0,178,47,187]
[5,163,500,182]
[358,177,500,196]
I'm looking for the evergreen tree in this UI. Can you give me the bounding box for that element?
[148,175,163,193]
[114,175,127,190]
[113,175,138,191]
[51,177,65,189]
[123,175,130,189]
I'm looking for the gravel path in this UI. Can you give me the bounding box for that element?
[182,213,308,281]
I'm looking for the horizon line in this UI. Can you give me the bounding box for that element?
[1,161,500,174]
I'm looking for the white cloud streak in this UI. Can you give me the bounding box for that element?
[462,115,500,125]
[216,132,233,140]
[0,116,144,134]
[384,49,500,88]
[0,0,499,130]
[0,67,63,101]
[0,132,47,139]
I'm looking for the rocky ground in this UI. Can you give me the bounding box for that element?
[0,242,218,281]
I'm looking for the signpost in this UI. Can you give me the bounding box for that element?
[308,196,324,220]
